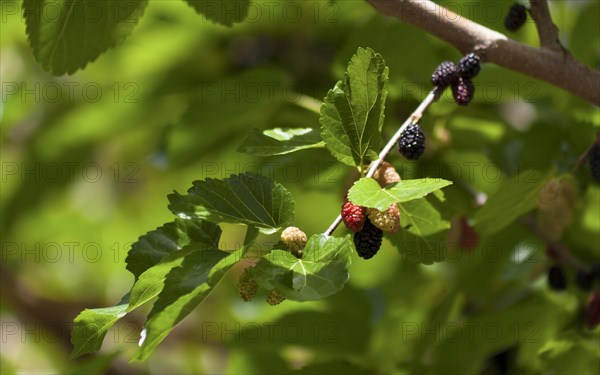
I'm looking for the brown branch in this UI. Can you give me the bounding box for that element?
[529,0,565,53]
[325,88,439,236]
[365,0,600,106]
[571,132,600,174]
[519,215,585,271]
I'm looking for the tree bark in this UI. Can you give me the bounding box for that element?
[365,0,600,106]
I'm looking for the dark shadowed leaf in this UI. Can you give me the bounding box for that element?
[169,173,294,234]
[183,0,249,26]
[125,219,221,279]
[134,246,246,360]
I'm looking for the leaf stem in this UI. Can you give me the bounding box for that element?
[324,87,439,237]
[292,94,324,114]
[570,132,600,175]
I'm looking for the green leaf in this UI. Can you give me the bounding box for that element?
[237,128,324,156]
[169,173,294,235]
[474,170,552,236]
[134,246,245,360]
[253,234,353,301]
[167,192,209,221]
[71,244,208,358]
[23,0,147,75]
[348,177,453,211]
[127,246,197,311]
[320,47,389,167]
[71,298,129,359]
[183,0,249,26]
[125,219,221,279]
[388,196,451,264]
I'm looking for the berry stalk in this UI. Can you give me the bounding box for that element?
[324,87,439,236]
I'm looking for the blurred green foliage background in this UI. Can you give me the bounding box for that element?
[1,0,599,374]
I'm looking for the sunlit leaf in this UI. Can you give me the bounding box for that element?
[253,234,353,301]
[238,128,324,156]
[348,177,453,210]
[388,196,451,264]
[320,47,388,167]
[24,0,147,75]
[169,173,294,234]
[71,298,129,358]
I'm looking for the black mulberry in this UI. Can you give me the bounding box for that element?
[575,269,595,291]
[353,218,384,259]
[452,77,475,106]
[458,53,481,79]
[505,3,528,32]
[398,124,426,160]
[431,61,459,88]
[547,266,567,291]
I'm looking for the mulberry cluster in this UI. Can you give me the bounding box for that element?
[588,142,600,183]
[504,3,528,32]
[398,124,426,160]
[281,226,307,258]
[431,53,479,106]
[341,200,366,232]
[353,218,384,259]
[266,290,285,305]
[367,205,400,233]
[237,267,258,302]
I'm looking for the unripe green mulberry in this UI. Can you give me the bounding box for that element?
[237,267,258,302]
[266,290,285,305]
[367,204,400,233]
[373,162,401,187]
[537,178,576,241]
[281,226,307,257]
